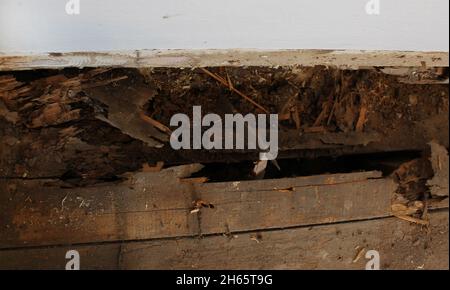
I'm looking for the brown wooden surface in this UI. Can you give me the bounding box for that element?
[0,210,447,270]
[0,57,448,269]
[0,168,404,249]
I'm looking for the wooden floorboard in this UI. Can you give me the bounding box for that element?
[0,210,447,270]
[0,168,405,249]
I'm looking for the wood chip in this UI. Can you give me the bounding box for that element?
[278,113,291,121]
[274,187,294,193]
[250,233,262,243]
[252,160,268,177]
[140,112,172,134]
[394,215,429,226]
[313,100,332,127]
[352,247,366,263]
[293,106,301,129]
[179,177,209,184]
[191,199,215,213]
[81,75,128,89]
[200,68,269,114]
[355,106,368,132]
[391,202,423,216]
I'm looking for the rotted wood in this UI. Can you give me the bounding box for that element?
[0,66,448,181]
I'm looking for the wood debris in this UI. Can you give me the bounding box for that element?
[251,160,268,178]
[250,233,263,244]
[274,187,294,193]
[179,177,209,184]
[0,66,447,185]
[394,215,430,226]
[140,112,172,134]
[392,158,433,201]
[303,126,327,134]
[200,67,269,114]
[190,199,215,214]
[391,201,424,216]
[352,246,366,263]
[355,106,368,132]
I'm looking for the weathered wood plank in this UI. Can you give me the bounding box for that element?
[0,210,447,270]
[0,50,448,71]
[0,168,400,249]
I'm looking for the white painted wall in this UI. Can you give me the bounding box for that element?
[0,0,448,53]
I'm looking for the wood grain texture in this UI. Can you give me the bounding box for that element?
[0,168,401,249]
[0,210,447,270]
[0,50,448,71]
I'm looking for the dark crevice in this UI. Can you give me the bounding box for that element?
[190,150,422,183]
[0,150,423,188]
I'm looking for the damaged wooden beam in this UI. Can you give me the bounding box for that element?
[0,65,448,180]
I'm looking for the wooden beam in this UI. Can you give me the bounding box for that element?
[0,210,447,270]
[0,168,393,249]
[0,50,448,71]
[1,165,448,249]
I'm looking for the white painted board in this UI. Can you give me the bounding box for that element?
[0,0,448,53]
